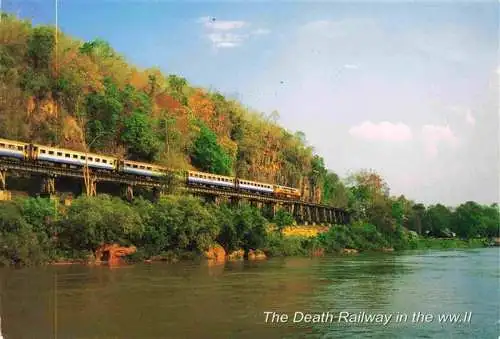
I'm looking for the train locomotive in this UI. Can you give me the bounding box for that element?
[0,138,301,200]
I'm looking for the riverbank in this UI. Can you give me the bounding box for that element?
[48,225,491,267]
[0,195,494,268]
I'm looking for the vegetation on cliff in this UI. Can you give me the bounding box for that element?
[0,13,343,204]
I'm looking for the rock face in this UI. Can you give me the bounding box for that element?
[95,244,137,265]
[204,243,226,262]
[248,249,267,260]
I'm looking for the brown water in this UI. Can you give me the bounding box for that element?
[0,248,498,339]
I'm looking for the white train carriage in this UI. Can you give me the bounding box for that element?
[34,144,116,170]
[187,170,236,189]
[236,178,274,194]
[120,160,169,177]
[0,138,28,160]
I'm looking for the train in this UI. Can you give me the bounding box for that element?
[0,138,302,200]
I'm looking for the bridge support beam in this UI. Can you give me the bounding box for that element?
[214,195,229,205]
[230,196,240,207]
[41,175,56,197]
[122,185,134,202]
[0,169,10,201]
[0,169,6,190]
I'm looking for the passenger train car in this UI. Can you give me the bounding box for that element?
[0,138,27,160]
[33,144,116,171]
[120,160,169,178]
[0,137,303,200]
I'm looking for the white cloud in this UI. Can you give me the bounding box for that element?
[349,121,413,142]
[252,28,270,35]
[207,33,245,48]
[198,16,269,49]
[465,110,476,126]
[421,124,459,158]
[198,16,246,30]
[343,64,359,69]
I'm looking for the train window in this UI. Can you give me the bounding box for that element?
[103,159,107,164]
[0,143,4,147]
[147,167,152,170]
[95,158,100,162]
[57,152,62,156]
[41,149,46,154]
[133,165,138,168]
[49,151,54,155]
[80,156,85,160]
[73,155,78,159]
[88,157,93,161]
[18,146,23,151]
[139,166,144,169]
[65,154,70,158]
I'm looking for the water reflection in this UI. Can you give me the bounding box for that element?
[0,249,498,339]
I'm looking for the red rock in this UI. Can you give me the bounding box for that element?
[95,243,137,265]
[204,243,226,262]
[248,249,267,261]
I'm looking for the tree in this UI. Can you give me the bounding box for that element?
[121,111,162,161]
[273,209,294,236]
[422,204,453,237]
[27,26,55,70]
[410,203,426,235]
[167,74,187,105]
[189,121,233,175]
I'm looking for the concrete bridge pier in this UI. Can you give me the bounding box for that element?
[40,175,57,199]
[292,203,301,223]
[214,195,229,205]
[230,196,240,207]
[122,185,134,202]
[327,209,333,225]
[0,169,11,201]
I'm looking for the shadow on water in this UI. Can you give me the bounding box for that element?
[0,248,498,339]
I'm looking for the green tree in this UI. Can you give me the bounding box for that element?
[58,195,144,253]
[190,121,233,175]
[273,209,295,236]
[84,77,123,149]
[422,204,453,237]
[0,201,47,266]
[27,26,55,70]
[144,196,219,253]
[121,111,161,161]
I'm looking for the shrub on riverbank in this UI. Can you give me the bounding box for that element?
[0,195,492,267]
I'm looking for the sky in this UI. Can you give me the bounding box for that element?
[3,0,499,206]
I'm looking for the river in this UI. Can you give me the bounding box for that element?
[0,248,498,339]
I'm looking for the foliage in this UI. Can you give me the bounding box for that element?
[138,195,218,256]
[0,201,48,266]
[273,209,295,235]
[57,195,144,252]
[215,204,268,253]
[189,120,234,175]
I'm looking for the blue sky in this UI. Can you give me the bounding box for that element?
[3,0,499,205]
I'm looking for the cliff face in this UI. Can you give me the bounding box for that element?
[0,13,346,205]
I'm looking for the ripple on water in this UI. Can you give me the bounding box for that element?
[0,248,498,339]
